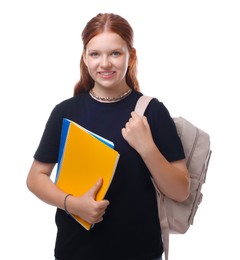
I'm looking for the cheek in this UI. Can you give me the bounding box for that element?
[122,59,130,73]
[86,60,98,71]
[116,57,130,71]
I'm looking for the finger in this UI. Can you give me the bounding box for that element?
[94,216,104,224]
[142,116,150,129]
[131,111,141,119]
[89,177,103,199]
[129,117,134,124]
[124,122,130,129]
[121,128,127,139]
[93,209,108,223]
[97,199,110,209]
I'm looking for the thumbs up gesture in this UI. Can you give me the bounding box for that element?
[66,177,110,224]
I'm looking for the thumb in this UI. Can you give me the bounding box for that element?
[89,177,103,199]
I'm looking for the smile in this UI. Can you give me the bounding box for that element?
[98,71,115,79]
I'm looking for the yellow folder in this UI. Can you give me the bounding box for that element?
[55,118,120,230]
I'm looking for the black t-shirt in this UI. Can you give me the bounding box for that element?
[34,91,185,260]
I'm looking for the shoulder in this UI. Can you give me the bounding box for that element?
[144,97,171,120]
[43,94,87,127]
[55,94,86,110]
[143,97,185,161]
[143,96,176,134]
[49,94,87,117]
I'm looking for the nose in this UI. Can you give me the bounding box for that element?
[100,55,111,68]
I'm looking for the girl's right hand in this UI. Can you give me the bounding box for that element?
[67,177,110,224]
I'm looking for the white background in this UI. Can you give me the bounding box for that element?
[1,0,239,259]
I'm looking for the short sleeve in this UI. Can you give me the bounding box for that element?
[145,98,185,162]
[34,104,63,163]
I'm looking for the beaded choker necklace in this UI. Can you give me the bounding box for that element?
[89,89,132,103]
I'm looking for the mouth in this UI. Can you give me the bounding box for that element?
[98,71,116,79]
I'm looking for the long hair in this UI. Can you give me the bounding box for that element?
[74,13,140,96]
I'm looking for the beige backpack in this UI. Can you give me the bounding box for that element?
[135,96,212,260]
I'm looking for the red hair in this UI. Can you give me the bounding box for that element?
[74,13,140,96]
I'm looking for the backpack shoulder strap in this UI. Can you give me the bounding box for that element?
[135,95,170,260]
[134,95,153,117]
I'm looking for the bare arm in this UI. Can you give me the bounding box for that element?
[122,112,190,202]
[26,160,110,224]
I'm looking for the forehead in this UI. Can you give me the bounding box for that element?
[86,32,127,50]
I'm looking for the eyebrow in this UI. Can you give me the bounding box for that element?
[87,47,125,52]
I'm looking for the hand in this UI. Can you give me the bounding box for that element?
[121,111,155,155]
[69,178,110,224]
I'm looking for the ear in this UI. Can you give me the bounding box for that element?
[128,48,136,67]
[82,51,88,67]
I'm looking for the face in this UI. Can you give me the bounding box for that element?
[83,32,131,93]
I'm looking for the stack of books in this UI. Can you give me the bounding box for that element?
[55,118,120,230]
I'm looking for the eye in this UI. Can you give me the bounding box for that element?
[89,52,99,57]
[112,51,121,57]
